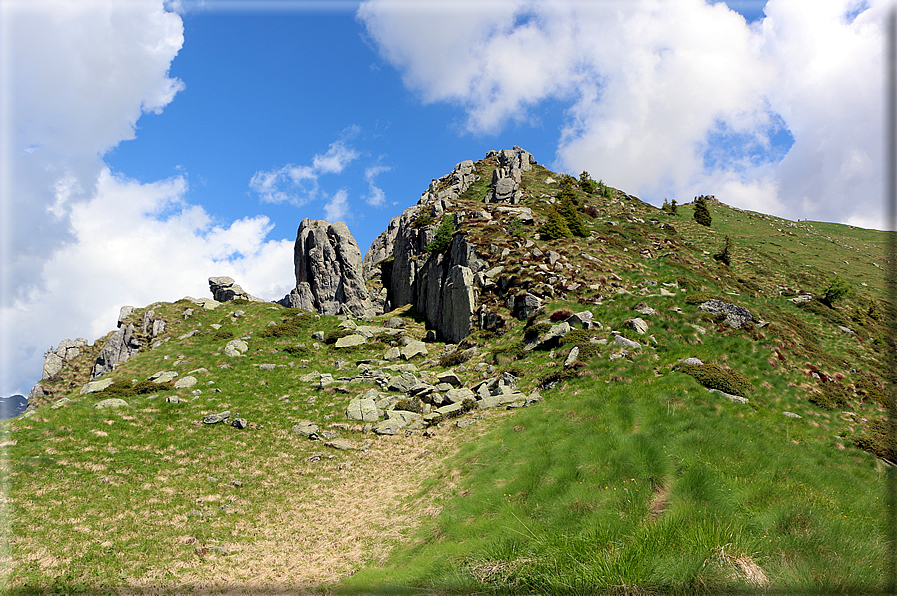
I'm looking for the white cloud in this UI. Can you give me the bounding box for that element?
[2,169,294,395]
[313,140,359,174]
[358,0,888,228]
[249,138,359,205]
[363,164,391,206]
[324,189,351,221]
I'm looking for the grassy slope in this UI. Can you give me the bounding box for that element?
[3,160,894,595]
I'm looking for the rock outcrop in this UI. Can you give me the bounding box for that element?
[280,219,374,318]
[360,148,539,343]
[484,146,535,204]
[209,277,264,303]
[91,324,140,379]
[41,338,89,380]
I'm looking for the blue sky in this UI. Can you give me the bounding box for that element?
[0,0,887,396]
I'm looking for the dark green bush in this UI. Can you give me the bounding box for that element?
[713,235,733,267]
[426,215,456,254]
[413,211,435,228]
[853,419,897,461]
[102,379,174,397]
[212,328,234,340]
[283,345,311,358]
[524,323,551,341]
[260,314,315,338]
[560,329,591,346]
[439,350,472,367]
[821,275,852,307]
[579,171,598,194]
[674,363,753,397]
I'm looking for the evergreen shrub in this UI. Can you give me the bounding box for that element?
[673,362,753,396]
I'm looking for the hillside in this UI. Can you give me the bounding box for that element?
[4,149,894,595]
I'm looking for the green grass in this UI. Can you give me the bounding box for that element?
[7,154,896,595]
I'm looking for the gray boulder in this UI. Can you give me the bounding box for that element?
[293,420,320,437]
[335,334,367,348]
[91,324,140,379]
[174,376,198,389]
[565,311,593,329]
[281,219,373,318]
[42,353,64,380]
[564,346,580,367]
[118,306,134,327]
[698,299,753,329]
[626,317,649,334]
[525,321,570,351]
[388,372,419,394]
[80,378,113,395]
[209,276,264,303]
[401,340,428,360]
[93,398,129,409]
[150,371,178,383]
[224,339,248,357]
[613,335,642,350]
[512,292,542,320]
[444,387,476,404]
[347,398,379,422]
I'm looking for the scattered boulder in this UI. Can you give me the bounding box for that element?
[42,353,64,380]
[445,387,476,404]
[626,318,649,334]
[437,371,462,387]
[335,334,367,348]
[613,335,642,350]
[347,398,379,422]
[513,292,542,320]
[388,372,419,394]
[525,321,570,351]
[208,276,264,303]
[80,378,114,395]
[564,346,580,367]
[231,418,248,429]
[383,347,401,361]
[292,420,320,437]
[401,340,428,360]
[633,302,657,316]
[384,317,405,329]
[565,311,593,330]
[203,411,231,425]
[698,299,753,329]
[150,371,178,383]
[93,398,129,409]
[174,376,198,389]
[224,339,248,357]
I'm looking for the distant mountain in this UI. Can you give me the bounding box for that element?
[0,394,27,419]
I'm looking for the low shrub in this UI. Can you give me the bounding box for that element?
[212,328,234,340]
[283,345,311,358]
[394,397,423,414]
[439,350,472,367]
[807,381,851,410]
[324,329,354,345]
[685,292,720,305]
[101,379,174,397]
[560,329,591,346]
[260,314,315,338]
[524,323,551,341]
[673,363,753,397]
[852,419,897,462]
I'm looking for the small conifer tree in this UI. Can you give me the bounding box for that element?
[560,195,588,238]
[579,171,598,194]
[539,207,572,240]
[713,235,733,267]
[662,198,670,212]
[821,275,852,307]
[670,199,678,214]
[693,196,712,227]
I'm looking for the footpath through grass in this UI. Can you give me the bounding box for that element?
[341,364,888,595]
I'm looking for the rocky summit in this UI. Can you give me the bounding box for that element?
[9,146,895,594]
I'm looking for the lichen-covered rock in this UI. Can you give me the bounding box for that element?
[613,335,642,350]
[347,398,379,422]
[335,334,367,348]
[281,219,373,318]
[174,376,198,389]
[401,340,428,360]
[513,293,542,320]
[224,339,248,357]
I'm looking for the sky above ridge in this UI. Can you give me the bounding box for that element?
[0,0,887,396]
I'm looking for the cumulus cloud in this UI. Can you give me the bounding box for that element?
[0,1,293,395]
[358,0,888,227]
[2,169,294,395]
[249,139,360,205]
